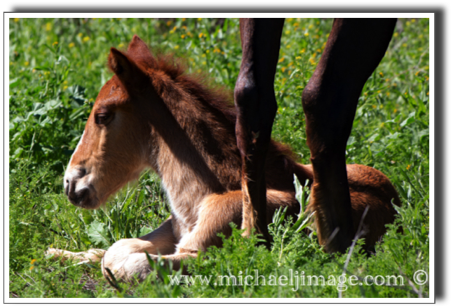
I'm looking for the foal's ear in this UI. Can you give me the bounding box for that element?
[108,47,149,89]
[127,35,151,56]
[108,48,134,81]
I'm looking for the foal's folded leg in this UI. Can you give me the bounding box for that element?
[103,190,298,282]
[104,192,245,281]
[100,218,177,281]
[173,190,298,254]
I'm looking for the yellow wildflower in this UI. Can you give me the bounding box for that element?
[46,22,52,31]
[69,42,75,48]
[83,36,90,42]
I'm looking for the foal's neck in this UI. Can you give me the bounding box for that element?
[146,72,242,231]
[151,101,226,230]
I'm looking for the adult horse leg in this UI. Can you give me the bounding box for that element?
[302,18,397,253]
[234,18,285,246]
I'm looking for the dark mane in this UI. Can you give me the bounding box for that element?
[121,47,234,117]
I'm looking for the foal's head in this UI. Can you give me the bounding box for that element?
[64,36,162,209]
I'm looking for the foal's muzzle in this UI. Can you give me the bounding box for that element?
[64,168,98,209]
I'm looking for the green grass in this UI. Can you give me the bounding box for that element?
[8,17,429,299]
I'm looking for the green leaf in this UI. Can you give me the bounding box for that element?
[367,133,380,143]
[44,99,61,110]
[69,108,86,121]
[121,190,137,213]
[9,77,20,88]
[400,111,416,127]
[87,220,111,249]
[68,85,87,107]
[139,226,153,237]
[39,117,52,127]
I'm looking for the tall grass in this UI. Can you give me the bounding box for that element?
[9,17,429,298]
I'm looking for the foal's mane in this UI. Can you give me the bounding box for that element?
[128,48,237,125]
[121,45,298,175]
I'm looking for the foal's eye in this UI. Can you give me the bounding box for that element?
[95,112,113,125]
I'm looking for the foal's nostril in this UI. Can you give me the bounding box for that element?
[64,168,94,208]
[68,187,90,205]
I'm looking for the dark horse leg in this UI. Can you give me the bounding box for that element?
[302,18,397,253]
[235,18,396,252]
[234,18,285,246]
